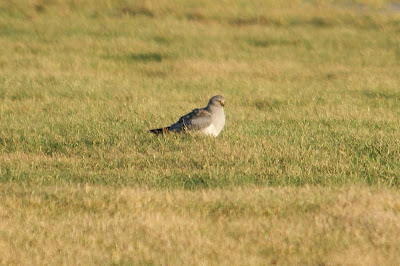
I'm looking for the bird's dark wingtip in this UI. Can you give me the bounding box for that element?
[149,127,171,134]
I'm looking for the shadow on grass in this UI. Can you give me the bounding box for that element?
[230,16,276,26]
[153,36,170,45]
[119,6,154,17]
[185,10,207,22]
[128,53,162,62]
[103,52,163,63]
[230,16,334,27]
[362,90,400,100]
[254,98,287,111]
[155,174,270,190]
[248,38,300,48]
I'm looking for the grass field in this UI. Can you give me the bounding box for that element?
[1,0,400,264]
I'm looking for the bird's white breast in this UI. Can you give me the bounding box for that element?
[202,124,219,137]
[201,107,225,137]
[202,118,225,137]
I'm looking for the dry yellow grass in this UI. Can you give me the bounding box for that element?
[1,0,400,264]
[1,184,400,265]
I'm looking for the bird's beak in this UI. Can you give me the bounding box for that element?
[221,102,225,107]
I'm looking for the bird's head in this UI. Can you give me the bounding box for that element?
[209,95,225,108]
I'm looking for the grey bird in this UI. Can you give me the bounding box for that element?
[150,95,226,137]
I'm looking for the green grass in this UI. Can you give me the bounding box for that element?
[1,0,400,264]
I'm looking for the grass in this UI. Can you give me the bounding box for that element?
[1,0,400,264]
[2,185,400,265]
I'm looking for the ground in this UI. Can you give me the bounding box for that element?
[0,0,400,264]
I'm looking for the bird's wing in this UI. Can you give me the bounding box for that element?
[170,108,212,131]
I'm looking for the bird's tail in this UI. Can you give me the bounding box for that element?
[149,127,171,134]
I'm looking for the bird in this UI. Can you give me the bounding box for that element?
[149,95,226,137]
